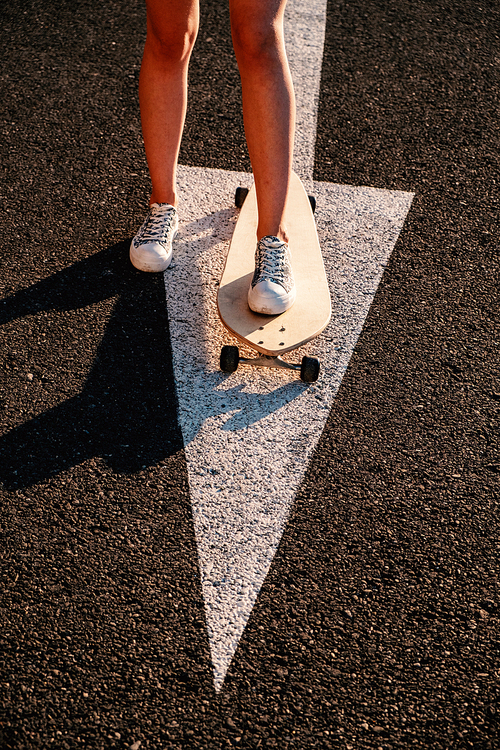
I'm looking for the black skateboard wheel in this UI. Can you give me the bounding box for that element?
[235,187,249,208]
[300,355,320,383]
[308,195,316,214]
[220,345,240,373]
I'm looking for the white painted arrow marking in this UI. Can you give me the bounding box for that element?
[162,0,414,691]
[166,167,413,690]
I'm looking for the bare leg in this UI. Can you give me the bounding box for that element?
[230,0,295,242]
[139,0,199,207]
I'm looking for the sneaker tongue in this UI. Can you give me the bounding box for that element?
[261,235,284,247]
[150,202,175,211]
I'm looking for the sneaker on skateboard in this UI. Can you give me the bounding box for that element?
[217,172,330,382]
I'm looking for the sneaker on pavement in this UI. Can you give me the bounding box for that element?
[130,203,178,272]
[248,235,296,315]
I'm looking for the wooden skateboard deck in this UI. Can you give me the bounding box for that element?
[217,172,331,366]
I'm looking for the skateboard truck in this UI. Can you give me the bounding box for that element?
[220,345,320,383]
[236,186,316,214]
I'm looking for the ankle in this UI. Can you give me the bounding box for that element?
[257,224,289,245]
[257,231,289,245]
[150,191,177,208]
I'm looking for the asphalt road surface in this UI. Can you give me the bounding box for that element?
[1,1,499,748]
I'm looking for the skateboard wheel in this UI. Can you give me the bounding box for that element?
[235,187,249,208]
[308,195,316,214]
[220,345,239,373]
[300,356,320,383]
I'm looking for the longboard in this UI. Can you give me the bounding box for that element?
[217,172,331,382]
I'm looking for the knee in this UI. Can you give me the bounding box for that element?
[231,15,280,69]
[146,17,198,65]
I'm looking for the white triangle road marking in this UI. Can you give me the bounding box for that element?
[165,165,414,690]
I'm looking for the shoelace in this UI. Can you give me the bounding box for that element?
[252,236,293,292]
[136,204,176,245]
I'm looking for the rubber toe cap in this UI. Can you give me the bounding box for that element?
[129,241,172,272]
[248,280,296,315]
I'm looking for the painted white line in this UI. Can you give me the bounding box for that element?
[284,0,328,182]
[166,166,414,690]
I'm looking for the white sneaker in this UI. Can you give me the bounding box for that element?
[248,235,296,315]
[130,203,179,272]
